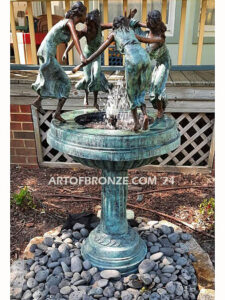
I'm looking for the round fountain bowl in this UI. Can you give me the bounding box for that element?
[47,109,180,274]
[47,109,180,170]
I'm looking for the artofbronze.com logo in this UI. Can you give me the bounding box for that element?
[48,176,175,186]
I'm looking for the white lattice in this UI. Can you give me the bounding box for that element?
[36,110,214,167]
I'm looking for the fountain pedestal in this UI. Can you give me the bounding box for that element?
[47,109,180,275]
[82,168,147,274]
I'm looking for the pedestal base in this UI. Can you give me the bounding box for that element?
[81,225,147,275]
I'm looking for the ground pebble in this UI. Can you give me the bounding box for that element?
[138,259,155,274]
[150,252,163,261]
[49,285,59,295]
[69,290,85,300]
[168,233,180,244]
[61,232,72,240]
[181,233,192,241]
[35,269,49,282]
[21,289,32,300]
[103,286,115,297]
[71,256,83,273]
[80,228,89,237]
[162,265,175,273]
[73,231,82,240]
[27,277,38,289]
[140,274,152,285]
[50,248,61,261]
[60,286,72,295]
[121,290,133,300]
[88,287,103,296]
[175,282,184,296]
[96,279,109,288]
[100,270,121,279]
[73,223,85,230]
[89,267,98,276]
[83,260,92,270]
[176,257,187,266]
[114,281,124,291]
[148,233,158,243]
[150,292,160,300]
[165,281,176,294]
[150,245,160,254]
[160,247,174,256]
[29,244,37,253]
[160,225,171,235]
[43,236,54,247]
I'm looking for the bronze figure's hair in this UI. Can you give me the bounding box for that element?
[86,9,101,27]
[65,1,86,19]
[113,16,130,31]
[147,10,167,39]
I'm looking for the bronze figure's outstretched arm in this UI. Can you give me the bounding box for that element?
[137,22,147,28]
[135,34,165,44]
[101,23,113,30]
[72,33,114,73]
[66,19,87,64]
[62,30,85,61]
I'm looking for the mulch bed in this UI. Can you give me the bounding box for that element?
[10,165,215,265]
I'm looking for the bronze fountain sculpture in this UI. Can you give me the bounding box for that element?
[32,2,180,275]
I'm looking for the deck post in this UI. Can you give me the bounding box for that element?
[196,0,207,65]
[27,1,37,64]
[46,0,53,31]
[103,0,109,66]
[65,0,74,65]
[178,0,187,65]
[162,0,167,23]
[10,1,20,64]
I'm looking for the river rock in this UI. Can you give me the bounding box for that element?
[60,286,72,295]
[138,259,155,274]
[27,278,38,289]
[100,270,121,279]
[35,269,49,282]
[168,233,180,244]
[165,281,176,294]
[71,256,83,273]
[73,223,85,230]
[150,252,163,261]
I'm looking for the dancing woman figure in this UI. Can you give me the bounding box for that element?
[73,16,164,131]
[63,9,113,110]
[32,2,87,122]
[130,9,171,118]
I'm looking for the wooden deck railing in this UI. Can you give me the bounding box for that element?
[10,0,209,66]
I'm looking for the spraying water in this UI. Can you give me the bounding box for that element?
[84,79,144,130]
[102,80,144,129]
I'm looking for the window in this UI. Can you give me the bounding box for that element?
[204,0,215,37]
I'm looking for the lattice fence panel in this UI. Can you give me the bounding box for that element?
[36,110,214,167]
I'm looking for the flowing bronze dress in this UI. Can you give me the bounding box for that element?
[75,27,112,93]
[130,19,171,109]
[114,27,151,109]
[32,19,71,99]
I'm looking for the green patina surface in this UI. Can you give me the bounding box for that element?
[47,109,180,274]
[75,27,112,93]
[32,19,71,99]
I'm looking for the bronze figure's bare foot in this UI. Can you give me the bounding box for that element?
[149,117,154,124]
[84,96,89,106]
[133,123,141,132]
[157,110,164,119]
[94,103,100,111]
[33,99,45,114]
[84,91,89,106]
[156,100,164,119]
[142,116,149,130]
[54,113,66,123]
